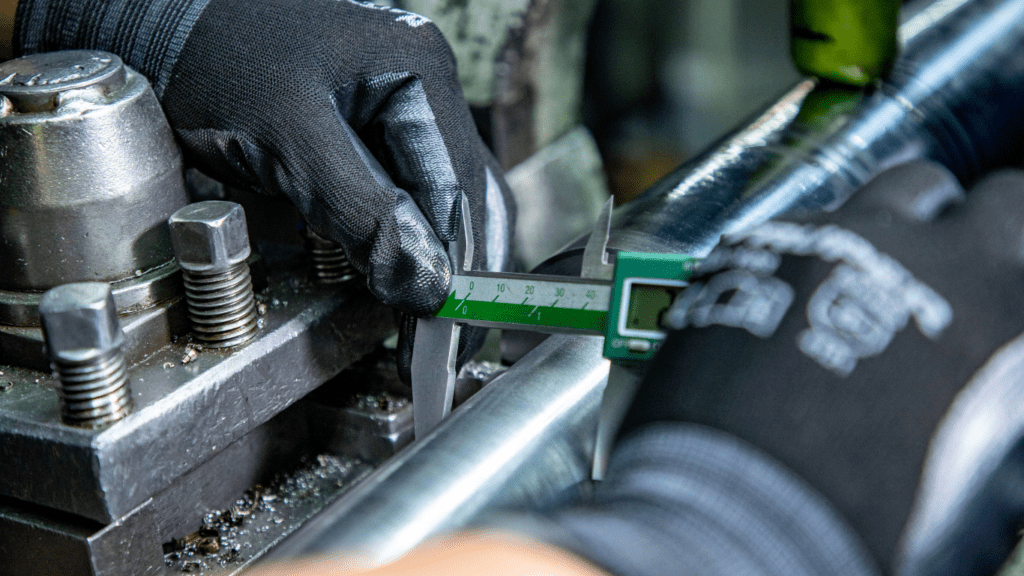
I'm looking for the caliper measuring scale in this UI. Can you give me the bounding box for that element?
[411,197,695,446]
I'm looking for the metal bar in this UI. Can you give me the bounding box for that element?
[268,334,610,564]
[608,0,1024,258]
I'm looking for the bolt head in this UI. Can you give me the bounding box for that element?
[39,283,125,364]
[169,201,251,273]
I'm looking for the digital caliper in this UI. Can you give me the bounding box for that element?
[411,196,695,439]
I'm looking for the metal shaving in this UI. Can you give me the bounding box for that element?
[350,391,408,414]
[163,454,358,573]
[180,344,202,365]
[458,360,506,382]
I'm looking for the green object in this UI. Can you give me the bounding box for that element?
[435,251,695,362]
[602,252,694,362]
[436,274,612,334]
[790,0,899,86]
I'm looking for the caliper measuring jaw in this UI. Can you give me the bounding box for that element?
[411,195,475,439]
[410,196,616,441]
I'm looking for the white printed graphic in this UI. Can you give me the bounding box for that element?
[345,0,431,27]
[728,222,953,377]
[670,222,953,377]
[671,270,795,339]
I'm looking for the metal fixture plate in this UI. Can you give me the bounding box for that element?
[0,400,373,576]
[0,254,394,524]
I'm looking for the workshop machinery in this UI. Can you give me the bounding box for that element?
[0,50,398,575]
[4,0,1024,574]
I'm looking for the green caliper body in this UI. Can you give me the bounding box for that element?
[435,251,696,362]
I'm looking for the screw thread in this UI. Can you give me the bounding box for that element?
[53,347,132,428]
[305,230,357,284]
[183,262,258,348]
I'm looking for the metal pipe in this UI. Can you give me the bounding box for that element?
[610,0,1024,258]
[269,0,1024,563]
[268,334,609,562]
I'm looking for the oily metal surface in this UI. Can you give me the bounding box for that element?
[0,259,394,524]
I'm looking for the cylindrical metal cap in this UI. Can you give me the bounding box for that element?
[0,50,127,112]
[169,201,252,273]
[0,50,188,298]
[39,283,126,364]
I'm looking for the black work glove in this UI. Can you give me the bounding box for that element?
[14,0,514,317]
[610,162,1024,575]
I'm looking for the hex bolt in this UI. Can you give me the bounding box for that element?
[169,201,258,349]
[39,283,133,428]
[303,226,357,284]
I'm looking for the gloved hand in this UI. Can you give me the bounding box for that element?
[14,0,513,316]
[605,161,1024,576]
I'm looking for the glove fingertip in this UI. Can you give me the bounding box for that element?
[367,237,452,317]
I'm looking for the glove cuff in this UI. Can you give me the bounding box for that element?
[15,0,212,96]
[501,423,881,576]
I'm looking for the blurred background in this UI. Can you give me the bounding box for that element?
[584,0,801,204]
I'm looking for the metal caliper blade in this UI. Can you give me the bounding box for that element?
[584,197,641,480]
[581,197,615,282]
[411,195,474,439]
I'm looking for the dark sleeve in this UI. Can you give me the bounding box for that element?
[514,423,881,576]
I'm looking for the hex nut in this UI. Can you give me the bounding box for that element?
[39,283,125,364]
[169,201,252,273]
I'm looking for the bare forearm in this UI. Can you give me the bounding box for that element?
[248,532,610,576]
[1,0,16,60]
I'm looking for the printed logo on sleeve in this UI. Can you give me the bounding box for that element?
[344,0,432,27]
[669,222,953,377]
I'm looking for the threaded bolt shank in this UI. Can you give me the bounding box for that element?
[182,262,258,348]
[304,226,357,284]
[39,283,133,428]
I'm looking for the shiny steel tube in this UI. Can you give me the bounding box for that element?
[271,0,1024,563]
[610,0,1024,257]
[269,335,609,563]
